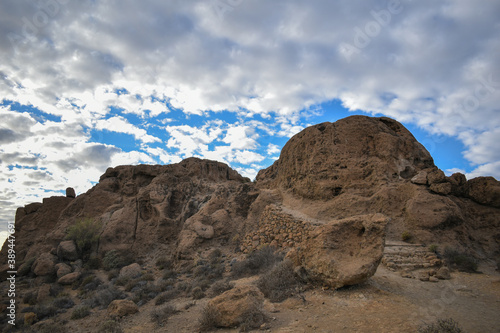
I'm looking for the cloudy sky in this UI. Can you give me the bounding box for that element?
[1,0,499,244]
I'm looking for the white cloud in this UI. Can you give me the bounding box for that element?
[95,116,161,144]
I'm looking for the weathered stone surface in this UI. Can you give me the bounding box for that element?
[55,263,72,278]
[66,187,76,198]
[119,263,142,279]
[207,286,265,328]
[465,177,500,208]
[288,214,388,289]
[57,240,79,261]
[193,221,215,239]
[107,300,139,318]
[32,253,57,277]
[411,171,428,185]
[427,169,447,185]
[57,271,81,285]
[430,182,452,195]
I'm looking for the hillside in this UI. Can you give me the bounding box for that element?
[0,115,499,332]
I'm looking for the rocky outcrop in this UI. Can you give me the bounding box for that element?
[288,214,388,288]
[1,115,498,289]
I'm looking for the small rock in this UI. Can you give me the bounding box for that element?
[55,263,72,278]
[107,300,139,318]
[418,271,430,281]
[429,276,439,282]
[57,240,79,261]
[58,271,81,285]
[119,263,142,279]
[24,312,37,326]
[435,267,451,280]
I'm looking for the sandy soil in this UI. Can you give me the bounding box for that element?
[54,262,500,333]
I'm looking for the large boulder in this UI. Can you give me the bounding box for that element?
[288,213,388,289]
[57,240,79,261]
[55,263,72,278]
[32,253,57,277]
[119,263,142,279]
[57,271,81,285]
[206,286,266,328]
[465,177,500,208]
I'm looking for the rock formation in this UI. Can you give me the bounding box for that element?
[1,115,499,290]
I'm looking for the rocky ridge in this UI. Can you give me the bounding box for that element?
[1,115,499,332]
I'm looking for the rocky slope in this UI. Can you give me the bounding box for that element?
[1,115,499,331]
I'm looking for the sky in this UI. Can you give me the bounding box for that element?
[0,0,499,245]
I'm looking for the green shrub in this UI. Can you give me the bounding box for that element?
[429,244,438,253]
[401,231,412,242]
[98,320,123,333]
[102,250,133,271]
[85,285,126,309]
[66,218,100,259]
[34,302,58,320]
[418,318,464,333]
[71,305,91,320]
[52,296,75,310]
[443,248,478,273]
[150,304,179,327]
[257,259,299,302]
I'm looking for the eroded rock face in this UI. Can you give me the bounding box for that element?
[288,214,388,289]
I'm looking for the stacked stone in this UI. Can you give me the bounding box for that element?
[382,244,442,271]
[240,205,313,253]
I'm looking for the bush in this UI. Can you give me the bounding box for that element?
[34,302,58,320]
[443,248,478,273]
[429,244,438,253]
[150,304,179,327]
[232,246,283,278]
[23,291,37,305]
[102,250,134,271]
[191,286,205,300]
[257,259,299,302]
[52,296,75,310]
[208,280,234,297]
[418,318,464,333]
[199,303,221,332]
[66,218,100,259]
[401,231,412,242]
[239,300,267,332]
[71,305,91,320]
[155,256,173,270]
[98,320,123,333]
[85,285,126,309]
[155,290,179,306]
[131,282,161,306]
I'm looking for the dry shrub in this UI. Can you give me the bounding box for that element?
[199,303,221,332]
[418,318,464,333]
[231,246,283,277]
[257,259,299,302]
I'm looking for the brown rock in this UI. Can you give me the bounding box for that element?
[32,253,57,277]
[119,263,142,279]
[37,284,52,303]
[193,221,215,239]
[465,177,500,208]
[289,214,388,289]
[429,182,452,195]
[24,312,37,326]
[107,300,139,318]
[207,286,265,328]
[58,271,81,285]
[435,266,451,280]
[427,169,447,185]
[411,171,428,185]
[55,263,72,278]
[66,187,76,198]
[57,240,79,261]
